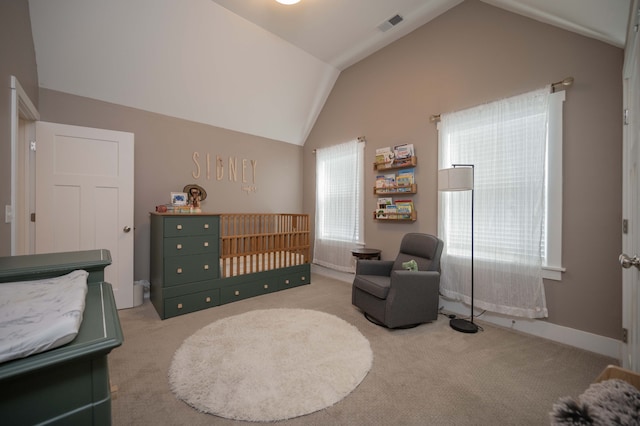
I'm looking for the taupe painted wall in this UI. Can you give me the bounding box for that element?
[2,0,624,341]
[303,1,624,339]
[39,89,304,283]
[0,0,39,257]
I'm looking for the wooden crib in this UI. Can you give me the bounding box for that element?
[150,212,311,319]
[219,213,310,277]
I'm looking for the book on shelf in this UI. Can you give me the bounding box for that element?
[375,175,387,189]
[376,197,392,218]
[385,204,398,219]
[396,168,415,187]
[377,197,393,209]
[375,147,395,165]
[384,173,396,188]
[393,143,414,160]
[395,199,414,219]
[395,200,413,215]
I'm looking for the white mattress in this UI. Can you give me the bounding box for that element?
[0,270,88,364]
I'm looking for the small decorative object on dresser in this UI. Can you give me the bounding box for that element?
[171,192,188,206]
[183,183,207,210]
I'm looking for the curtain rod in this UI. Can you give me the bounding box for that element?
[312,136,366,154]
[429,76,574,123]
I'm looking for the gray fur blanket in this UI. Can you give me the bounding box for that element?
[550,379,640,425]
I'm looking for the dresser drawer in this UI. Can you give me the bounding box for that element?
[277,265,310,290]
[220,279,276,304]
[164,288,220,318]
[164,253,218,286]
[163,216,218,237]
[163,235,218,257]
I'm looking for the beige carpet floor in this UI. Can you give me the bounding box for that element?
[109,270,616,425]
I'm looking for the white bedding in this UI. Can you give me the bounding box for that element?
[0,270,88,364]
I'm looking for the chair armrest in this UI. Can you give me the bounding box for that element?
[390,270,440,291]
[355,260,394,276]
[385,270,441,326]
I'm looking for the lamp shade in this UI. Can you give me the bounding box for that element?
[438,167,473,191]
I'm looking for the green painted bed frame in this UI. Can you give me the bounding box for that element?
[0,249,123,425]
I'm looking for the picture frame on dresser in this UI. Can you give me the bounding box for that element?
[170,192,187,206]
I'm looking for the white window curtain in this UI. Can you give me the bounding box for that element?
[314,139,365,273]
[438,87,550,319]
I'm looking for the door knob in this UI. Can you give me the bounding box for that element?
[123,226,131,233]
[619,253,640,270]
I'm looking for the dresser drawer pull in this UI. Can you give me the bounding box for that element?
[204,242,209,247]
[235,290,240,296]
[177,303,183,309]
[264,284,269,289]
[301,276,306,281]
[204,223,209,229]
[176,224,183,230]
[176,243,182,250]
[177,267,183,274]
[205,297,211,303]
[285,279,290,285]
[204,264,209,270]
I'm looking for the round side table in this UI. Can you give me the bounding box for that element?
[351,248,382,260]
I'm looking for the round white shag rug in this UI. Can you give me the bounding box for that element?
[168,309,373,422]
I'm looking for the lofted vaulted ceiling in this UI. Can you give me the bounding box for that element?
[28,0,631,146]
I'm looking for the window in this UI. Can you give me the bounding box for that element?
[313,139,364,272]
[438,87,564,318]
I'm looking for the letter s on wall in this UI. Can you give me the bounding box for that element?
[192,152,200,179]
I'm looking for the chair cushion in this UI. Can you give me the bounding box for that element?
[392,233,443,272]
[353,275,391,299]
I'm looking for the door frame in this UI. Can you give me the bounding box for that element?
[10,75,39,255]
[621,0,640,371]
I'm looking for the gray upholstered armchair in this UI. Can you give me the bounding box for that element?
[352,233,444,328]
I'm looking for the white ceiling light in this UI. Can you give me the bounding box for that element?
[276,0,300,5]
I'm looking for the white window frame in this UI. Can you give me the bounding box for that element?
[543,91,565,280]
[439,90,565,281]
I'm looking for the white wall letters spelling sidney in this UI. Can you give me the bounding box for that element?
[191,152,258,194]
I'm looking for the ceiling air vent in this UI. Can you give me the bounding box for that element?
[378,14,404,32]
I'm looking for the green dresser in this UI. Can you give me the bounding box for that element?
[0,249,123,426]
[150,213,311,319]
[150,213,220,319]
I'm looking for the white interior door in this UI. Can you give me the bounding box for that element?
[622,0,640,371]
[35,122,135,309]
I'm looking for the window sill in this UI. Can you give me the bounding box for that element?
[542,265,565,281]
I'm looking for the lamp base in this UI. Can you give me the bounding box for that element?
[450,318,479,334]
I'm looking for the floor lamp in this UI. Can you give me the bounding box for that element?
[438,164,479,334]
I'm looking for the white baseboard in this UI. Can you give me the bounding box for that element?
[311,264,621,361]
[439,299,621,360]
[311,263,354,283]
